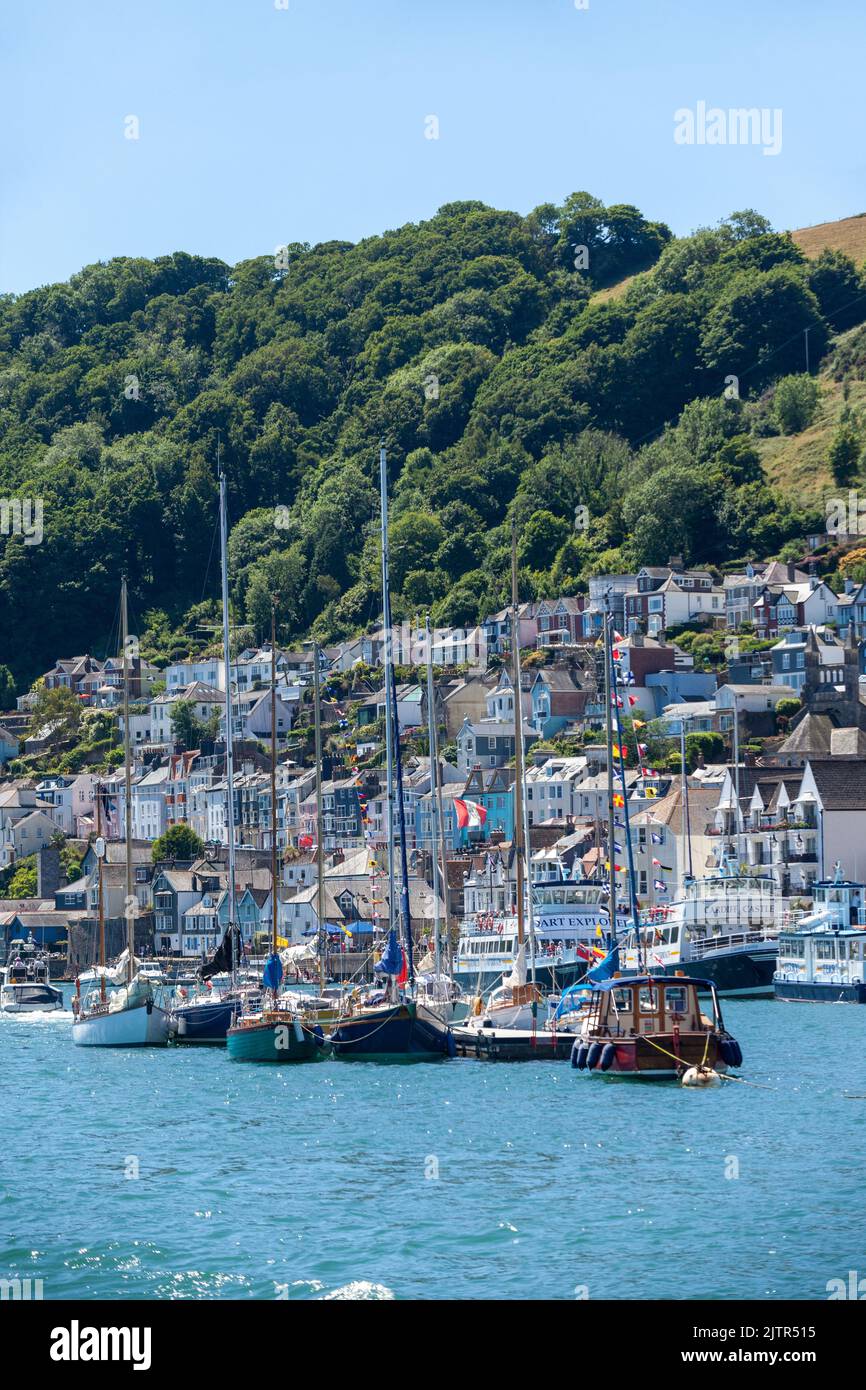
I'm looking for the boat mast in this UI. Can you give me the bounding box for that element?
[424,613,442,976]
[121,577,134,984]
[603,599,617,949]
[379,442,413,982]
[270,598,279,960]
[510,525,526,959]
[96,778,105,1000]
[378,442,396,937]
[311,638,326,991]
[732,700,741,870]
[218,455,239,988]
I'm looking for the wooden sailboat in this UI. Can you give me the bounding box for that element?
[461,525,543,1036]
[227,601,325,1062]
[330,443,453,1059]
[72,581,171,1046]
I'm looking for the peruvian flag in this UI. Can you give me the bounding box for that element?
[454,797,488,830]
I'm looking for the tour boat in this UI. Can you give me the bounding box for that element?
[0,951,63,1013]
[622,874,792,997]
[774,869,866,1002]
[454,881,628,994]
[570,973,742,1079]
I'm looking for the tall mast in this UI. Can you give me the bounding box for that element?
[732,700,741,869]
[378,442,412,980]
[96,779,105,999]
[218,457,239,986]
[270,599,279,957]
[510,525,526,954]
[378,441,396,934]
[603,603,617,946]
[121,577,134,983]
[424,614,441,976]
[311,638,326,991]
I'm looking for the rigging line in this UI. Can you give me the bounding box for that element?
[198,509,222,609]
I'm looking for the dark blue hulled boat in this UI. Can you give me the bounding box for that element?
[330,445,454,1063]
[173,992,242,1042]
[330,930,454,1059]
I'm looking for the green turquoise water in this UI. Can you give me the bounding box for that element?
[2,990,865,1300]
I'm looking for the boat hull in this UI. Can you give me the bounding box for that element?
[1,984,64,1012]
[581,1031,727,1079]
[774,979,866,1003]
[330,1001,454,1059]
[627,944,777,998]
[226,1016,325,1062]
[72,999,171,1046]
[172,997,241,1043]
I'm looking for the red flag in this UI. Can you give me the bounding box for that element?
[396,948,408,987]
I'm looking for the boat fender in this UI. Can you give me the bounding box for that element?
[570,1039,580,1069]
[293,1017,304,1044]
[586,1041,603,1070]
[600,1043,616,1071]
[313,1024,325,1043]
[177,1015,187,1036]
[146,999,153,1015]
[575,1044,589,1070]
[446,1029,456,1058]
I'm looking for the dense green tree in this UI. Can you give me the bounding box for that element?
[151,823,205,864]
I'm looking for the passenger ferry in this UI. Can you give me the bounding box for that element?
[774,870,866,1003]
[453,880,627,993]
[622,874,793,997]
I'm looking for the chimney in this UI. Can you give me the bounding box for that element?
[786,561,796,583]
[37,843,64,898]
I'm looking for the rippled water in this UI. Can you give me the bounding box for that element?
[2,989,865,1300]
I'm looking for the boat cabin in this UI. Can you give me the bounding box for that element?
[583,974,721,1039]
[808,872,866,929]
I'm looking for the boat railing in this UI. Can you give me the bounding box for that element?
[687,927,778,958]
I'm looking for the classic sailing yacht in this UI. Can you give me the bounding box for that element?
[72,581,171,1046]
[461,526,544,1035]
[226,603,325,1062]
[172,465,245,1043]
[330,444,453,1059]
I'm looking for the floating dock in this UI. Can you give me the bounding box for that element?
[451,1025,576,1061]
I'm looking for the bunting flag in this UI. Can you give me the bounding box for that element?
[604,861,626,873]
[613,630,624,643]
[613,743,628,760]
[613,793,624,807]
[645,788,658,798]
[637,742,648,755]
[628,695,639,707]
[651,832,663,844]
[653,879,667,892]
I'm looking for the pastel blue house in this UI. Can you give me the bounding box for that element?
[0,725,18,766]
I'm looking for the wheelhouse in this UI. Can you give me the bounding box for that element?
[583,975,723,1038]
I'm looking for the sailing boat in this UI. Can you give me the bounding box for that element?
[461,526,544,1037]
[330,443,454,1060]
[226,603,325,1062]
[72,582,171,1046]
[172,464,245,1044]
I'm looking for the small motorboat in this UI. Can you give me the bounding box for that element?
[0,952,63,1013]
[570,973,742,1079]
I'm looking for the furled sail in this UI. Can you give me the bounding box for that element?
[199,924,242,980]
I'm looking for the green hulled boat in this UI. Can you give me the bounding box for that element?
[226,1009,327,1062]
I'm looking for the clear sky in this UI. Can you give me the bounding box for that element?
[2,0,865,294]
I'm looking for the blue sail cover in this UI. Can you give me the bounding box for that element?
[262,952,284,991]
[374,928,402,975]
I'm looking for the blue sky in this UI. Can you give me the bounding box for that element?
[2,0,865,294]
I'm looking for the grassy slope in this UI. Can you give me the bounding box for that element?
[590,215,866,504]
